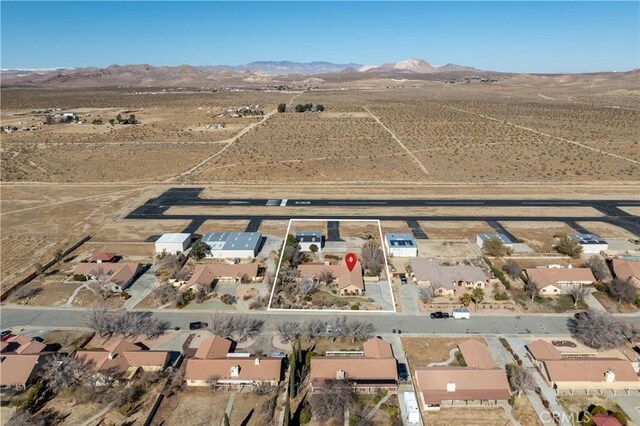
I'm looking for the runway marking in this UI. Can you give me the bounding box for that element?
[363,106,430,177]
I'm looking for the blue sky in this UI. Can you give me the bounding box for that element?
[1,1,638,73]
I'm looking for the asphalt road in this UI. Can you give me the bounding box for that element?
[2,307,639,336]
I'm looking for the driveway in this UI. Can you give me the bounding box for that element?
[399,284,420,314]
[365,281,394,311]
[123,267,159,309]
[584,289,606,312]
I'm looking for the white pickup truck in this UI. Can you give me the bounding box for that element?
[452,307,470,319]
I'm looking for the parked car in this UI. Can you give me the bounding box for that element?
[430,311,449,319]
[189,321,208,330]
[1,330,14,341]
[397,363,409,382]
[271,351,286,358]
[400,275,408,285]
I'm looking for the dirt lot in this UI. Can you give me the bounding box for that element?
[422,406,511,426]
[229,392,276,426]
[557,395,629,425]
[512,395,543,426]
[402,337,486,370]
[500,221,577,252]
[152,388,230,425]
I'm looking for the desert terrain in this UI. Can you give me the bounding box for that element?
[1,74,639,293]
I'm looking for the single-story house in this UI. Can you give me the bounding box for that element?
[76,339,170,384]
[541,359,640,393]
[0,335,52,390]
[202,232,262,259]
[526,340,640,393]
[409,259,489,296]
[414,367,511,410]
[90,252,117,263]
[185,336,282,387]
[298,261,365,296]
[611,258,640,287]
[73,262,142,293]
[184,263,260,291]
[568,234,608,254]
[310,337,398,392]
[524,267,595,295]
[155,233,192,255]
[296,231,323,252]
[476,233,514,250]
[384,233,417,257]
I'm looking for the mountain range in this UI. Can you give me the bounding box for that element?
[1,58,634,88]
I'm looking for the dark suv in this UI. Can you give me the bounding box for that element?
[430,311,450,319]
[189,321,208,330]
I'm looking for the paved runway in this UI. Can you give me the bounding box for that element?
[126,188,640,236]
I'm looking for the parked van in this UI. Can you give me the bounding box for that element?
[452,307,470,319]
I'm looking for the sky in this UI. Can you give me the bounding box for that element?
[1,1,639,73]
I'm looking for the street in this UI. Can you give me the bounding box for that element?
[2,306,639,336]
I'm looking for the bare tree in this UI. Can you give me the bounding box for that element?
[208,314,263,342]
[567,286,589,307]
[523,279,540,301]
[327,317,349,341]
[89,268,114,299]
[277,321,302,343]
[418,287,433,304]
[348,320,375,343]
[299,276,319,297]
[303,319,326,340]
[568,310,627,350]
[85,307,169,338]
[584,255,611,281]
[506,364,534,397]
[609,278,637,304]
[310,379,355,423]
[502,259,522,279]
[152,283,180,305]
[361,241,384,274]
[318,269,335,285]
[42,354,88,392]
[12,285,42,303]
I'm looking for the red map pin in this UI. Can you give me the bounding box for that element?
[345,252,358,272]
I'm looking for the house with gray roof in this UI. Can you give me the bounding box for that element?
[409,259,489,296]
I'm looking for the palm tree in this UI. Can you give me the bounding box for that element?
[460,293,472,307]
[472,288,485,308]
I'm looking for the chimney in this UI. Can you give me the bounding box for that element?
[446,382,456,392]
[108,352,116,360]
[604,370,616,383]
[255,357,260,366]
[336,369,346,380]
[230,365,240,377]
[568,264,573,269]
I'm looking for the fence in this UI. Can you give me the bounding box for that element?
[1,235,92,302]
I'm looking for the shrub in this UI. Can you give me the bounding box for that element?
[299,405,312,424]
[221,294,237,305]
[121,292,131,300]
[350,305,360,310]
[455,351,467,367]
[595,283,608,292]
[494,292,509,301]
[73,274,87,282]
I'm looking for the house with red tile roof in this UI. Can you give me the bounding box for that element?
[310,337,398,392]
[524,267,595,295]
[298,261,365,296]
[0,335,52,390]
[76,339,170,384]
[90,252,118,263]
[612,258,640,287]
[414,338,510,410]
[184,336,282,387]
[73,262,142,293]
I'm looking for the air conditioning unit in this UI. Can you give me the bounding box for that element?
[446,382,456,392]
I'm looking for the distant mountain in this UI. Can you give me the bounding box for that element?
[202,61,363,75]
[363,58,480,74]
